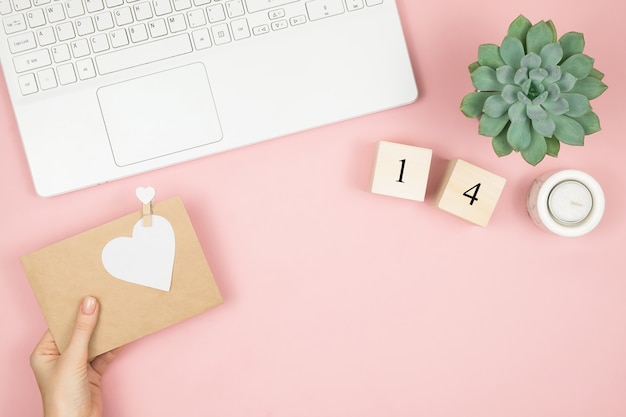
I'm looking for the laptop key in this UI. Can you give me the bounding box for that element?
[37,67,57,89]
[13,48,51,72]
[245,0,297,13]
[3,13,26,33]
[7,30,36,53]
[211,23,230,45]
[35,26,55,45]
[12,0,31,12]
[230,18,249,40]
[306,0,344,21]
[76,57,96,79]
[225,0,244,18]
[26,8,46,26]
[57,62,77,84]
[252,24,268,35]
[95,33,192,74]
[191,27,211,49]
[18,72,38,94]
[0,0,12,15]
[345,0,363,10]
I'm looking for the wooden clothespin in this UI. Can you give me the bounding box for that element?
[136,187,155,227]
[142,200,153,227]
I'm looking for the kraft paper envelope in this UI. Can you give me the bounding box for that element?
[21,196,223,358]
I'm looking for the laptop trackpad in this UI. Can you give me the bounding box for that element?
[97,63,222,167]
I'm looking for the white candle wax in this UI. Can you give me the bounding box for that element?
[548,180,593,224]
[527,170,605,237]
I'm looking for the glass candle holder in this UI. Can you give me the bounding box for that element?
[527,169,605,237]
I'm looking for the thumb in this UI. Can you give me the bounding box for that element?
[64,296,99,361]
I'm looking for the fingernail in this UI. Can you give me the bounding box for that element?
[82,296,97,315]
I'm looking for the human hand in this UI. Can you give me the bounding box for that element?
[30,296,118,417]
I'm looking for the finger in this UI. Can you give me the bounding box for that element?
[32,330,56,355]
[63,296,99,362]
[30,330,60,368]
[90,347,120,376]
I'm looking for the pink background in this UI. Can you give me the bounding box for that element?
[2,1,626,416]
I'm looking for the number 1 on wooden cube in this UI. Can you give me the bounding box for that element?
[370,141,433,202]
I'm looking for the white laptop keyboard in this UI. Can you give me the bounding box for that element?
[1,0,385,96]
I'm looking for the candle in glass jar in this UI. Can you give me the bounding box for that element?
[548,180,593,224]
[527,170,604,237]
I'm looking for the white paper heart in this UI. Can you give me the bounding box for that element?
[136,186,156,205]
[102,215,175,291]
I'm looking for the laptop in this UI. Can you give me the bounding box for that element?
[0,0,417,197]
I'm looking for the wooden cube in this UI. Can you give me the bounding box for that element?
[434,159,506,226]
[370,141,432,202]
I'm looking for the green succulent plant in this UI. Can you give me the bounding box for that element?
[460,15,607,165]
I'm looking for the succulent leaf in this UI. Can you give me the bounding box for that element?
[468,61,480,74]
[507,118,532,150]
[526,21,556,54]
[529,68,548,83]
[552,114,585,145]
[502,85,520,104]
[521,53,542,69]
[532,91,548,105]
[527,103,547,120]
[483,95,511,117]
[492,129,513,156]
[559,32,585,61]
[496,66,516,84]
[500,36,525,68]
[546,20,558,41]
[573,111,601,134]
[521,130,548,165]
[539,43,563,67]
[471,66,503,91]
[544,65,562,84]
[542,97,569,115]
[588,67,605,80]
[517,90,532,105]
[562,93,591,117]
[514,68,529,85]
[556,72,577,92]
[560,54,594,79]
[532,115,556,137]
[547,83,561,101]
[569,77,608,99]
[507,15,532,46]
[546,136,560,157]
[460,92,498,118]
[508,101,527,122]
[478,44,506,68]
[479,114,509,137]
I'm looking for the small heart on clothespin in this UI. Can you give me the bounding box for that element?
[136,187,155,227]
[136,186,156,204]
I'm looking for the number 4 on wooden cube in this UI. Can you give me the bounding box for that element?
[434,159,506,226]
[370,141,433,202]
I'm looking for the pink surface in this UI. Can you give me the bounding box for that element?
[2,1,626,416]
